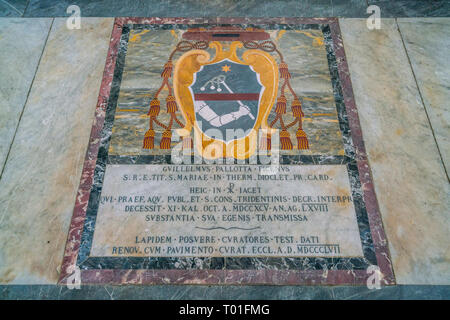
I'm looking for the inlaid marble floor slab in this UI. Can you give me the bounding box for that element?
[52,18,396,286]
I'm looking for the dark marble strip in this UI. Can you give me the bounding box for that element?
[1,284,449,300]
[22,0,369,18]
[21,0,450,18]
[0,0,28,16]
[129,23,322,31]
[79,256,225,270]
[368,0,450,18]
[322,25,355,160]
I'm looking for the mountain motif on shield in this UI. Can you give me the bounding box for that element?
[143,27,309,159]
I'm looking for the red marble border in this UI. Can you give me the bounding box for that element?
[59,17,395,286]
[59,19,124,284]
[328,19,395,285]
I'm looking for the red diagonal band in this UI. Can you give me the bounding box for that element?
[194,93,260,101]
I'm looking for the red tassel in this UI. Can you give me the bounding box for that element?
[275,95,287,114]
[280,130,293,150]
[291,98,304,118]
[161,60,173,78]
[147,98,160,116]
[296,128,309,150]
[166,95,177,113]
[279,62,291,79]
[142,129,155,149]
[160,130,172,149]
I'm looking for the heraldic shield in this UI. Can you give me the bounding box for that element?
[143,27,309,160]
[189,59,262,143]
[174,41,278,160]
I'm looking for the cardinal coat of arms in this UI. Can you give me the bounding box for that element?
[143,27,309,160]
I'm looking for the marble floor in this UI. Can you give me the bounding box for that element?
[1,1,450,18]
[0,2,449,300]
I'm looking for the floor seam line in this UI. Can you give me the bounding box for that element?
[0,17,54,181]
[395,18,449,182]
[23,0,30,17]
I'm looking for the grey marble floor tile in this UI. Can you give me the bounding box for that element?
[0,18,114,284]
[0,18,52,172]
[397,17,450,177]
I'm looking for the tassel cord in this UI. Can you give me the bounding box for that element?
[153,117,169,130]
[174,114,185,127]
[285,117,299,129]
[279,116,288,131]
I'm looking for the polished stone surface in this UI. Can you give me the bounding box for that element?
[0,15,448,291]
[3,0,450,18]
[20,0,450,18]
[1,284,449,300]
[0,18,114,284]
[111,27,344,156]
[61,19,391,285]
[90,165,363,258]
[340,18,450,284]
[398,18,450,177]
[0,0,27,16]
[0,18,51,172]
[368,1,450,18]
[22,0,370,18]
